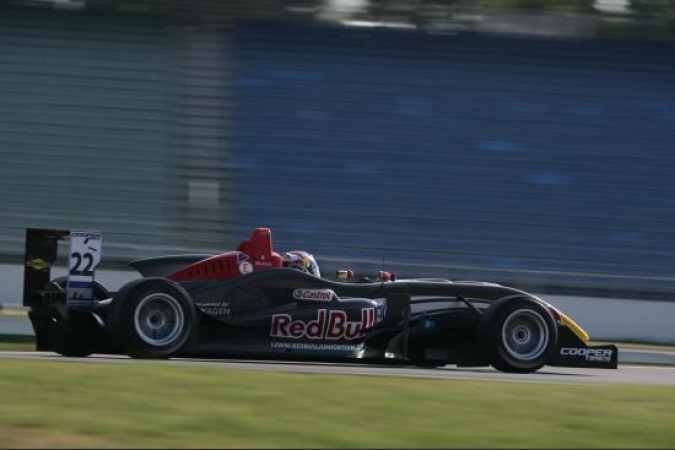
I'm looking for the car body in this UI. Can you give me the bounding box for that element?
[22,227,618,373]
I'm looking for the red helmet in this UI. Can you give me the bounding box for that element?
[282,250,320,277]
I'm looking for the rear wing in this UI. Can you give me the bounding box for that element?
[23,228,102,309]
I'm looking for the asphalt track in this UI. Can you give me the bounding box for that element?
[2,351,675,386]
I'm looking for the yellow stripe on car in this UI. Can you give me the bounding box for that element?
[558,311,590,343]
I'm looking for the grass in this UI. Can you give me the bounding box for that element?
[1,360,675,448]
[0,334,34,351]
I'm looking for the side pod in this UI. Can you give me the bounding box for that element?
[381,293,411,361]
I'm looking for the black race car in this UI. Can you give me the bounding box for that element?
[22,227,618,373]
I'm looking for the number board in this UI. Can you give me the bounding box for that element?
[67,230,102,307]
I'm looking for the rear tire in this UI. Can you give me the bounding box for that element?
[108,278,197,359]
[480,297,557,373]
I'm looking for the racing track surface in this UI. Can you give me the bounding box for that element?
[2,351,675,386]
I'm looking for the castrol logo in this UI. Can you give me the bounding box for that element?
[292,288,335,302]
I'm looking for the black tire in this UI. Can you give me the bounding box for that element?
[49,277,110,358]
[480,297,558,373]
[108,278,197,359]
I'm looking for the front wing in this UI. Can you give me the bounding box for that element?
[550,325,618,369]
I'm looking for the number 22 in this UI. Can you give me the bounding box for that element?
[70,252,94,275]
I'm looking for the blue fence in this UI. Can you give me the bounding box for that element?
[231,21,675,294]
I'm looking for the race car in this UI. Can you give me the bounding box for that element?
[22,227,618,373]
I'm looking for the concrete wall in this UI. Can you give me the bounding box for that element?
[543,294,674,345]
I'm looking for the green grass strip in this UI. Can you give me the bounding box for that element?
[0,334,34,351]
[1,360,675,448]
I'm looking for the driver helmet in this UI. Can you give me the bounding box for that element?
[282,250,321,277]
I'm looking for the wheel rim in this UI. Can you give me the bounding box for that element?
[133,293,184,347]
[501,309,549,362]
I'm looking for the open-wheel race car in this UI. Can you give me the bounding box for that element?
[22,227,618,373]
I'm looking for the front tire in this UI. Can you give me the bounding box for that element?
[481,297,557,373]
[108,278,197,359]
